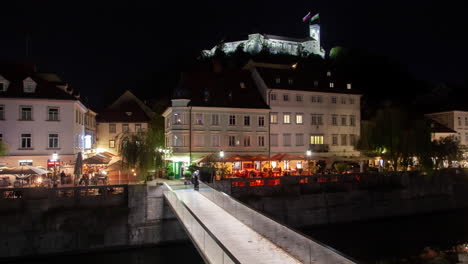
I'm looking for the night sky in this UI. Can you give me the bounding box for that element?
[1,1,467,110]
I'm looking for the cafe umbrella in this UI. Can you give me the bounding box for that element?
[73,152,83,185]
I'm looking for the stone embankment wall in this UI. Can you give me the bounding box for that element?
[215,171,468,228]
[0,184,187,259]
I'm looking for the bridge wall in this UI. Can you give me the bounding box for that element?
[0,184,187,259]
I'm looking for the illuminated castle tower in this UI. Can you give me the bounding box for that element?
[309,23,320,44]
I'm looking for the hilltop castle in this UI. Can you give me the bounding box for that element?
[202,22,324,58]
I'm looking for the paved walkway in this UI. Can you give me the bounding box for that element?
[173,188,301,264]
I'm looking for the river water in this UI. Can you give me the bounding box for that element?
[302,209,468,263]
[5,242,204,264]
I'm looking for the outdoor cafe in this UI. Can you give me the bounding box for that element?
[198,152,322,179]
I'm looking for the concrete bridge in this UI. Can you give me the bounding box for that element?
[163,182,355,264]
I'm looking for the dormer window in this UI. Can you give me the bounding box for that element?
[313,80,318,87]
[0,75,10,92]
[288,78,293,85]
[125,112,133,116]
[347,83,352,90]
[203,88,210,102]
[240,82,246,89]
[329,82,334,88]
[23,77,36,93]
[275,77,281,84]
[326,71,331,77]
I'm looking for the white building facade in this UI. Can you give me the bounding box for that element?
[247,63,362,159]
[426,110,468,147]
[0,71,94,169]
[163,99,269,163]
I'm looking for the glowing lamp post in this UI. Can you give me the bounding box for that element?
[306,150,312,175]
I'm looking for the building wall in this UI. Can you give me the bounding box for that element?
[268,89,361,157]
[426,111,468,146]
[0,98,88,167]
[163,103,270,161]
[96,122,149,155]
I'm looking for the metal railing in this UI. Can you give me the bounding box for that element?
[198,181,356,264]
[163,183,240,264]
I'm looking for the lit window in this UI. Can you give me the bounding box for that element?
[48,134,59,149]
[109,140,115,148]
[296,113,303,124]
[240,82,246,89]
[310,135,324,144]
[195,113,203,125]
[20,106,32,120]
[283,113,291,124]
[347,83,352,89]
[174,113,182,124]
[329,82,334,88]
[327,71,331,77]
[275,77,281,84]
[21,133,32,149]
[270,113,278,124]
[47,107,59,121]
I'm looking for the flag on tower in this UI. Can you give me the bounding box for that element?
[302,12,312,22]
[310,13,320,23]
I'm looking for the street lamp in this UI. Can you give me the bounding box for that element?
[219,150,225,158]
[306,149,312,175]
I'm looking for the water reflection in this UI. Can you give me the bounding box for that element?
[302,209,468,264]
[6,242,204,264]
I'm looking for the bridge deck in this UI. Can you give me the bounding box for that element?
[174,188,301,264]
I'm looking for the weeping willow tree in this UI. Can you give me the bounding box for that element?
[119,119,164,180]
[0,141,7,156]
[357,106,432,171]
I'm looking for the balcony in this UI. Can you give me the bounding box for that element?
[309,144,329,152]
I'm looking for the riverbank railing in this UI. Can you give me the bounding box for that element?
[198,181,356,264]
[162,183,240,264]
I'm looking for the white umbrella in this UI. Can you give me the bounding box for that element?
[0,166,51,175]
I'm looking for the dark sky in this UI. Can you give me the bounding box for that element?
[1,1,467,109]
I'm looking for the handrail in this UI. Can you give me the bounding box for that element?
[198,181,357,264]
[163,183,241,264]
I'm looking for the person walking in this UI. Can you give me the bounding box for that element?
[193,170,200,191]
[60,171,66,185]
